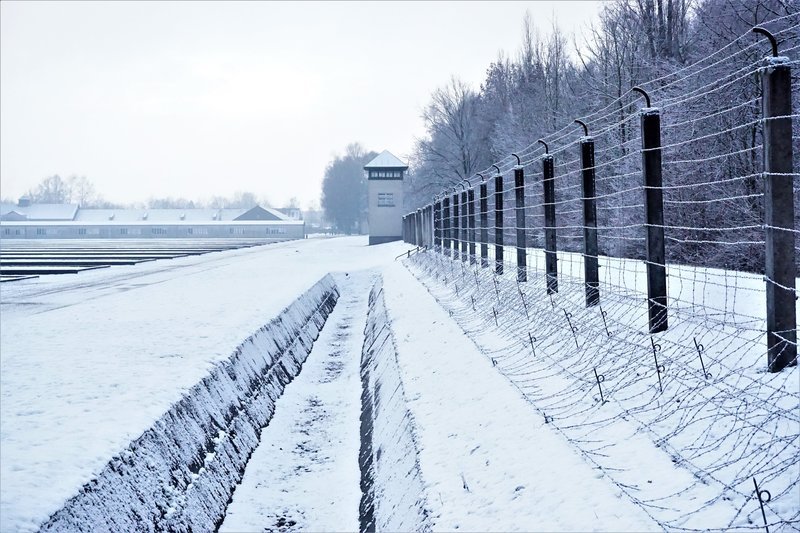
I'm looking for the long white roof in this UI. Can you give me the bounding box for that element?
[0,203,79,221]
[0,204,291,223]
[74,208,250,222]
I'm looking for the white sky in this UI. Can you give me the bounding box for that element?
[0,1,602,209]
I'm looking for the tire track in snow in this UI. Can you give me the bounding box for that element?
[219,272,375,532]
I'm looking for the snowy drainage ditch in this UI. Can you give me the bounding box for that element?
[39,275,339,532]
[359,280,431,533]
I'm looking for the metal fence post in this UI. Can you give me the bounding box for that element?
[443,196,451,256]
[513,154,527,282]
[577,121,600,306]
[635,87,668,334]
[461,186,468,262]
[540,140,558,294]
[755,28,797,371]
[479,175,489,268]
[452,190,460,258]
[494,166,504,275]
[468,185,476,265]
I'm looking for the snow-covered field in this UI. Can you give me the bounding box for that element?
[0,237,406,531]
[1,236,797,531]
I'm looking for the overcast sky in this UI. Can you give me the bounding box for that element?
[1,1,602,208]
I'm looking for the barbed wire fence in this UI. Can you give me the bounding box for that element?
[401,21,798,531]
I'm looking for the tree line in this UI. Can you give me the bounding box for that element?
[4,174,283,210]
[406,0,798,272]
[321,143,377,234]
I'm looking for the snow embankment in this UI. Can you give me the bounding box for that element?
[359,280,431,532]
[39,275,339,532]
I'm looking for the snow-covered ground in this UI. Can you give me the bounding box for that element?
[381,262,657,531]
[220,271,374,532]
[405,248,799,531]
[222,262,662,532]
[0,237,407,531]
[2,235,796,531]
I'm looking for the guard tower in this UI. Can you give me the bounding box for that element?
[364,150,408,245]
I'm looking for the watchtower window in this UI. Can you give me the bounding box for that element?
[377,193,395,207]
[369,170,403,179]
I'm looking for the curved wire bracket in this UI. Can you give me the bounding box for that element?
[752,27,779,57]
[460,179,469,191]
[537,139,549,154]
[477,172,485,182]
[492,164,501,175]
[632,86,651,107]
[511,153,521,166]
[575,119,589,136]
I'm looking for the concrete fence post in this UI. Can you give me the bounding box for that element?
[434,199,441,251]
[443,196,451,257]
[426,204,432,248]
[429,204,434,247]
[452,191,460,259]
[468,186,476,265]
[578,123,600,306]
[759,46,797,371]
[461,187,468,262]
[415,208,422,247]
[635,87,668,334]
[494,169,504,275]
[542,148,558,294]
[513,157,527,282]
[480,177,489,268]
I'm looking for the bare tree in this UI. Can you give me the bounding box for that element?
[67,175,96,206]
[407,76,496,209]
[28,175,70,203]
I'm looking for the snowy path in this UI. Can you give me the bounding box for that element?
[220,272,374,532]
[381,262,658,531]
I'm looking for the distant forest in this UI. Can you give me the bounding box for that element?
[405,0,799,272]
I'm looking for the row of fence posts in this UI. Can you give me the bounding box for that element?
[403,204,435,249]
[401,28,796,372]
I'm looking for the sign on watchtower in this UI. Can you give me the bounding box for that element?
[364,150,408,245]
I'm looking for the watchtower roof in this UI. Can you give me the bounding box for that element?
[364,150,408,170]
